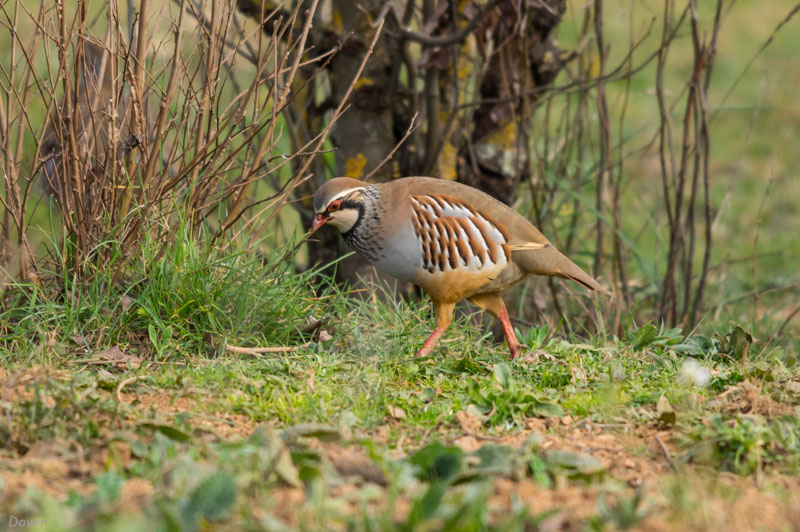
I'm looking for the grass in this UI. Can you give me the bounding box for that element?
[1,235,798,530]
[1,0,799,529]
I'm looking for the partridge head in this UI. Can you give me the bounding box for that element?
[312,176,610,359]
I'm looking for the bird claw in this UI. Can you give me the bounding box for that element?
[507,340,522,360]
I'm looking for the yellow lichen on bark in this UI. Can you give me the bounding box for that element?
[475,121,519,177]
[485,121,517,151]
[345,153,367,178]
[438,142,459,181]
[434,29,478,181]
[332,9,343,33]
[354,77,373,89]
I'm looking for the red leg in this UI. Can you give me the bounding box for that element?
[496,299,521,360]
[416,328,446,357]
[415,301,455,357]
[469,294,521,360]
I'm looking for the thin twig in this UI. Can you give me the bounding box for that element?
[116,375,141,402]
[393,0,504,48]
[225,342,311,355]
[655,433,674,465]
[249,7,389,238]
[363,112,419,181]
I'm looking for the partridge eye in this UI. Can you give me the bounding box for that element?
[329,200,342,212]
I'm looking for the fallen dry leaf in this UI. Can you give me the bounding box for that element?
[71,334,90,349]
[387,405,407,420]
[93,346,142,369]
[119,296,134,312]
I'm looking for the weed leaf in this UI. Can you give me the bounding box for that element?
[141,422,192,442]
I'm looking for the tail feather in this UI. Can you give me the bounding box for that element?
[513,244,611,296]
[563,271,611,296]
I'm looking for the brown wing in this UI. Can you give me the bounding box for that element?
[409,194,520,274]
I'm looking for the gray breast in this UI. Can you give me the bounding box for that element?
[371,220,422,282]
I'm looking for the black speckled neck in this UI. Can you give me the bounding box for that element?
[341,186,384,264]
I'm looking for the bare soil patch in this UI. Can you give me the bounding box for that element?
[131,392,256,439]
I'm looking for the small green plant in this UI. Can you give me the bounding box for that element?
[589,489,648,530]
[523,324,550,350]
[468,363,564,427]
[180,470,238,527]
[626,323,683,352]
[684,414,800,475]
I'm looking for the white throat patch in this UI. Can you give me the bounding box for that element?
[328,208,360,233]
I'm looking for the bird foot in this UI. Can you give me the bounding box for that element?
[507,341,522,360]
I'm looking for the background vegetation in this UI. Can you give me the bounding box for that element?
[1,0,798,529]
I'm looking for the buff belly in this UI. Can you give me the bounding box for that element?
[415,262,526,304]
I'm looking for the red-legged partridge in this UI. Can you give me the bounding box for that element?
[311,176,610,359]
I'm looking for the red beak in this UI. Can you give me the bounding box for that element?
[310,213,330,234]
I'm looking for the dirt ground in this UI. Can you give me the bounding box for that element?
[2,366,799,530]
